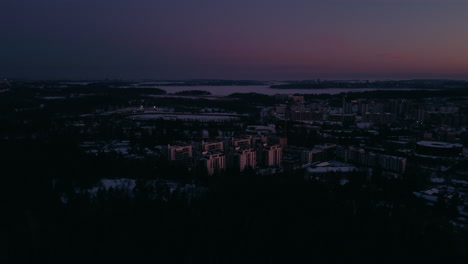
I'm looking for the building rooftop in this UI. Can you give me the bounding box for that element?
[306,161,356,173]
[417,140,463,148]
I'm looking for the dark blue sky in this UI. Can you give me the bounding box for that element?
[2,0,468,80]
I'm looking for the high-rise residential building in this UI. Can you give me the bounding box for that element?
[202,141,224,152]
[262,145,282,167]
[336,145,406,174]
[201,152,226,175]
[267,135,288,148]
[167,144,193,167]
[233,148,257,172]
[233,137,252,149]
[301,143,337,163]
[378,155,406,174]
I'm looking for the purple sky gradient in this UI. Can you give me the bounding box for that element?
[1,0,467,80]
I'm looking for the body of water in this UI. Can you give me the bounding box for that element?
[132,85,420,96]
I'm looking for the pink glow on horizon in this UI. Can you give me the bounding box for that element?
[2,0,468,79]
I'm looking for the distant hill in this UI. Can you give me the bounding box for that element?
[270,79,468,89]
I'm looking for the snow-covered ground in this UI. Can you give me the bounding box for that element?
[87,178,137,197]
[429,177,445,183]
[452,179,468,186]
[413,192,438,202]
[60,178,208,204]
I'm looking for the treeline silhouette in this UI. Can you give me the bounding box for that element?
[4,141,468,263]
[271,80,468,89]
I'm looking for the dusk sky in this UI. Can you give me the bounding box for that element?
[2,0,468,80]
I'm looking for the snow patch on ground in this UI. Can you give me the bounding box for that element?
[452,179,468,185]
[413,192,438,202]
[87,178,136,197]
[339,179,349,185]
[429,177,445,183]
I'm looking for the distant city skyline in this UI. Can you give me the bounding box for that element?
[1,0,468,80]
